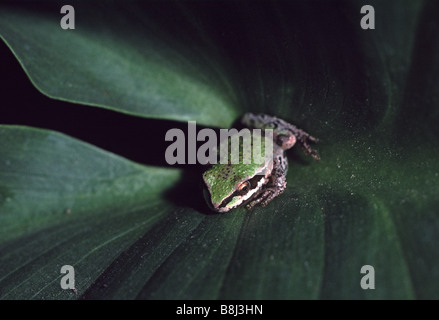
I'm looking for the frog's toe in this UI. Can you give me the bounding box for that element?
[299,137,320,161]
[307,135,319,143]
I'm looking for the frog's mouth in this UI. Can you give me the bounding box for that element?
[214,174,267,212]
[203,188,218,212]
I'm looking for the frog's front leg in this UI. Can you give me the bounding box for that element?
[245,155,288,210]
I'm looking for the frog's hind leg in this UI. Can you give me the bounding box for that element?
[242,113,320,161]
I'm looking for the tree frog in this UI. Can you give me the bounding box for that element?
[203,113,320,213]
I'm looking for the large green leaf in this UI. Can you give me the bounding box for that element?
[0,1,239,127]
[1,0,439,300]
[0,126,183,299]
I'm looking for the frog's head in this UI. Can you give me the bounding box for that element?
[202,160,272,213]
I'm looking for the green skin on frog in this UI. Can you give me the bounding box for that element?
[203,113,320,213]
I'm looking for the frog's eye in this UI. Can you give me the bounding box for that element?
[237,181,251,195]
